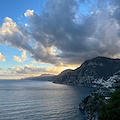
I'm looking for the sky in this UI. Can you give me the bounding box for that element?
[1,0,120,79]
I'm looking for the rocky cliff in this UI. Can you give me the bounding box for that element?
[53,56,120,87]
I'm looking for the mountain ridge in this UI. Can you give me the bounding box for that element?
[53,56,120,87]
[22,56,120,88]
[21,74,56,81]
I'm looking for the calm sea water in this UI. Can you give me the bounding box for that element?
[0,80,94,120]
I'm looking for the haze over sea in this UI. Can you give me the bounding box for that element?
[0,80,94,120]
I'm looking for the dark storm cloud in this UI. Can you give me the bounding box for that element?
[27,0,120,64]
[110,0,120,5]
[26,0,97,64]
[1,0,120,65]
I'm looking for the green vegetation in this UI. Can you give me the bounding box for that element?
[98,90,120,120]
[80,92,106,120]
[83,93,105,113]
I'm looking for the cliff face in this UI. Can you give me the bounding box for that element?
[53,56,120,87]
[53,69,79,84]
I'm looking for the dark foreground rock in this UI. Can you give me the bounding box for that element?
[79,87,114,120]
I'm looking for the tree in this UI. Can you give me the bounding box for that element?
[98,90,120,120]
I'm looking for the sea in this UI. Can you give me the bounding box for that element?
[0,80,94,120]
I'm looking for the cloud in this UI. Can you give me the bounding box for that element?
[0,70,21,79]
[25,0,120,64]
[14,56,25,62]
[0,16,60,65]
[1,0,120,66]
[9,63,80,77]
[0,17,33,52]
[21,50,27,59]
[32,61,37,64]
[10,65,45,75]
[14,50,27,62]
[25,23,29,27]
[24,9,34,17]
[45,66,62,74]
[9,65,62,76]
[0,52,5,61]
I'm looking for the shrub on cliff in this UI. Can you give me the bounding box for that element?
[98,90,120,120]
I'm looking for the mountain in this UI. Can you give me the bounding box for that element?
[21,74,56,81]
[39,74,55,77]
[53,56,120,87]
